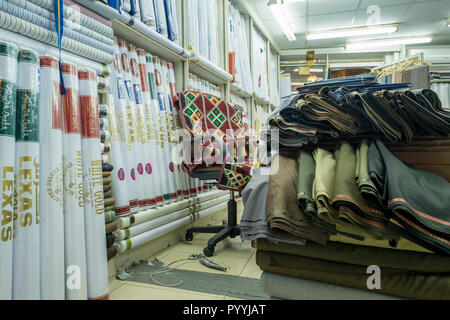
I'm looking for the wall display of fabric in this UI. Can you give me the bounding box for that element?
[137,49,164,204]
[13,48,40,300]
[154,0,168,37]
[228,2,252,94]
[0,41,18,300]
[139,0,157,29]
[252,27,269,101]
[188,0,220,66]
[164,0,179,43]
[127,43,158,207]
[268,49,280,106]
[117,39,146,212]
[78,68,109,300]
[39,56,65,300]
[109,38,138,214]
[61,63,88,300]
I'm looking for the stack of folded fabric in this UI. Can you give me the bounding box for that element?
[242,138,450,299]
[0,0,114,64]
[268,76,450,148]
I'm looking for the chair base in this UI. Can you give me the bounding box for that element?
[185,197,240,257]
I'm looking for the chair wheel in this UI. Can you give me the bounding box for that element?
[203,246,214,257]
[185,231,193,241]
[230,228,241,238]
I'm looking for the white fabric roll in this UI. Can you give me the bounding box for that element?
[139,0,157,29]
[0,41,18,300]
[13,48,40,300]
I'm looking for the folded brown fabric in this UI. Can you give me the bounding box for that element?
[256,250,450,300]
[103,184,112,192]
[106,233,115,248]
[103,176,112,185]
[103,190,113,199]
[102,171,111,178]
[266,154,330,245]
[105,221,117,234]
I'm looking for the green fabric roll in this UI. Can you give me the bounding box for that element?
[104,210,116,223]
[255,250,450,300]
[104,205,115,212]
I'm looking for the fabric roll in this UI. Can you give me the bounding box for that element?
[101,130,111,143]
[13,48,40,300]
[369,139,450,255]
[102,171,111,178]
[99,118,109,130]
[105,221,118,234]
[104,197,116,208]
[0,40,18,300]
[103,184,112,192]
[102,163,114,172]
[99,104,109,117]
[105,205,115,212]
[139,0,157,29]
[78,67,109,300]
[104,210,116,224]
[267,155,330,245]
[61,62,88,300]
[103,190,113,199]
[106,233,116,248]
[137,48,164,204]
[103,176,112,185]
[356,139,383,208]
[39,55,65,300]
[107,246,118,260]
[101,142,111,154]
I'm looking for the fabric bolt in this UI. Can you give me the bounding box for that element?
[240,168,306,246]
[266,155,330,245]
[255,250,450,300]
[106,233,116,248]
[103,184,112,193]
[103,176,112,185]
[103,190,113,199]
[104,197,116,208]
[104,210,116,223]
[107,246,118,260]
[368,139,450,255]
[102,171,111,178]
[356,139,383,208]
[105,221,118,234]
[102,163,114,172]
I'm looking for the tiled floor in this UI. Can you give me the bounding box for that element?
[109,233,262,300]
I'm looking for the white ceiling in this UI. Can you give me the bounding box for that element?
[249,0,450,50]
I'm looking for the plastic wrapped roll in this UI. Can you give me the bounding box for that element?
[13,48,40,300]
[104,210,116,223]
[102,163,114,172]
[61,62,88,300]
[152,56,177,201]
[127,43,157,207]
[117,39,143,212]
[145,53,171,203]
[101,130,111,143]
[102,153,110,164]
[0,41,18,300]
[154,0,167,37]
[78,68,109,300]
[114,207,191,240]
[99,118,109,130]
[39,56,65,300]
[104,197,116,208]
[99,104,109,117]
[107,39,132,216]
[139,0,157,29]
[103,190,113,199]
[116,215,193,252]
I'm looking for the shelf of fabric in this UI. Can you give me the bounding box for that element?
[230,83,252,99]
[253,94,270,106]
[0,28,109,76]
[73,0,190,62]
[189,52,233,85]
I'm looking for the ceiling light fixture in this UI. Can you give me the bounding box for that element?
[346,36,432,50]
[307,25,398,40]
[268,1,296,41]
[447,17,450,27]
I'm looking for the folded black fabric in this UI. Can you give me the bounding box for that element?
[368,138,450,254]
[102,163,114,172]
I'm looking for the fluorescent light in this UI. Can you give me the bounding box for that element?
[269,1,296,41]
[447,17,450,27]
[346,36,432,50]
[307,25,398,40]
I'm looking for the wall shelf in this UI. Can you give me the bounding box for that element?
[188,52,233,85]
[230,83,252,98]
